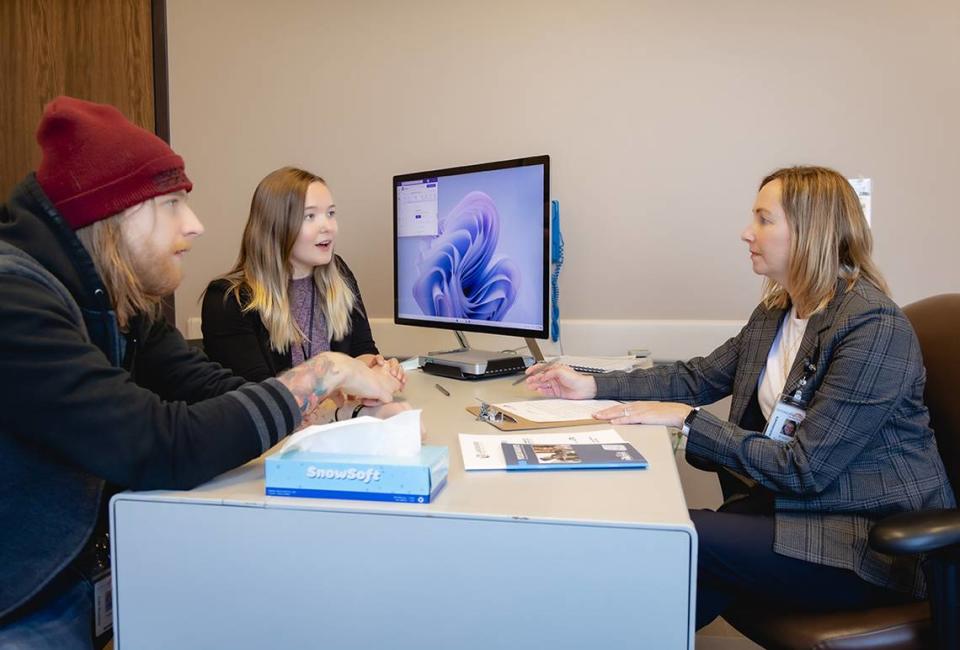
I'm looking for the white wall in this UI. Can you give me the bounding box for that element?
[167,0,960,342]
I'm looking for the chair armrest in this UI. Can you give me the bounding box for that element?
[684,450,722,472]
[869,508,960,555]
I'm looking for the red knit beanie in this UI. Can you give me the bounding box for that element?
[35,96,193,230]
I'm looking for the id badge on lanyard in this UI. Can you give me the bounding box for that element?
[763,358,816,443]
[93,568,113,636]
[78,531,113,637]
[764,394,806,443]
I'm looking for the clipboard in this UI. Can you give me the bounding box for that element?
[465,405,599,431]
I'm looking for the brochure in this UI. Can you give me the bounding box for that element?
[501,442,647,470]
[459,430,630,471]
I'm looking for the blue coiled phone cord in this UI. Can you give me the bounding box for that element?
[550,200,564,343]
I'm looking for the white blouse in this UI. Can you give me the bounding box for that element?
[758,306,809,421]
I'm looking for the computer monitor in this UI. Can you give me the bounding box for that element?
[393,155,550,342]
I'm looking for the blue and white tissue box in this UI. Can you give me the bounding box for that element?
[265,410,447,503]
[265,445,449,503]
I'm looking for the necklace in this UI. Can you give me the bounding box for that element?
[300,282,316,361]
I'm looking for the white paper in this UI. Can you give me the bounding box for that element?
[280,409,422,457]
[492,399,624,423]
[459,430,626,470]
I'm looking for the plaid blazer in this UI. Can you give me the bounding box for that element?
[595,279,956,597]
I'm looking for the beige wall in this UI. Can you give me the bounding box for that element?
[167,0,960,336]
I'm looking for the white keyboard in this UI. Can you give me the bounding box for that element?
[549,355,653,374]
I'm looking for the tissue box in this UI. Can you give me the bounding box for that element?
[265,445,449,503]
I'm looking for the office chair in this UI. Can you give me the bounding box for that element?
[721,294,960,649]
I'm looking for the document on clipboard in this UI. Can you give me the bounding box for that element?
[466,399,623,431]
[496,399,623,422]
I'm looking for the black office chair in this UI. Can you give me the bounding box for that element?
[721,294,960,649]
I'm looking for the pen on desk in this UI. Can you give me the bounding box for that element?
[511,359,559,385]
[434,383,450,397]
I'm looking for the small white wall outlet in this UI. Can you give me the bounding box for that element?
[187,317,202,340]
[848,177,871,226]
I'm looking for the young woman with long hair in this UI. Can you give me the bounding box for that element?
[202,167,406,423]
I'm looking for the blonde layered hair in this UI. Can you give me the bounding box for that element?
[217,167,355,353]
[76,212,162,330]
[759,166,889,317]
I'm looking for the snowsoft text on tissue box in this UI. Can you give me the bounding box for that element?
[265,446,449,503]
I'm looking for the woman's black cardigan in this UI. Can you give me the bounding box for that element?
[201,256,378,382]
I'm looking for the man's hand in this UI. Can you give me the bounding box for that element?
[278,352,401,419]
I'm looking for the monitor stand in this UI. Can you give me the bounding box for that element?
[420,331,540,380]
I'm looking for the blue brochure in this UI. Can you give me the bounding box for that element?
[500,442,648,470]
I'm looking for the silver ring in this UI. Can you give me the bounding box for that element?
[623,406,629,418]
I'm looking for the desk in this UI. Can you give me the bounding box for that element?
[110,370,697,649]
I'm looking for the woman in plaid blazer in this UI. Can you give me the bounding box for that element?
[526,166,956,629]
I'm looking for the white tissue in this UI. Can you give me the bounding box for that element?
[280,409,422,457]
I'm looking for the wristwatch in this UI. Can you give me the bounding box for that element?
[681,407,700,436]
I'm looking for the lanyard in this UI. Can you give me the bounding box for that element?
[789,355,818,404]
[300,284,316,361]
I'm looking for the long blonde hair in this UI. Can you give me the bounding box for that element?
[216,167,355,352]
[759,166,889,316]
[76,213,161,330]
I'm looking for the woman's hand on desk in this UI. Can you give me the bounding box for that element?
[346,357,404,403]
[524,364,597,399]
[361,400,410,419]
[358,401,426,442]
[294,393,407,431]
[593,401,693,427]
[359,354,407,389]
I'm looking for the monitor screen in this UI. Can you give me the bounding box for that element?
[394,155,549,339]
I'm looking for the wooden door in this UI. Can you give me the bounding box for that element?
[0,0,174,321]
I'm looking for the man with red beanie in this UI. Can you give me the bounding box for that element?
[0,97,401,649]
